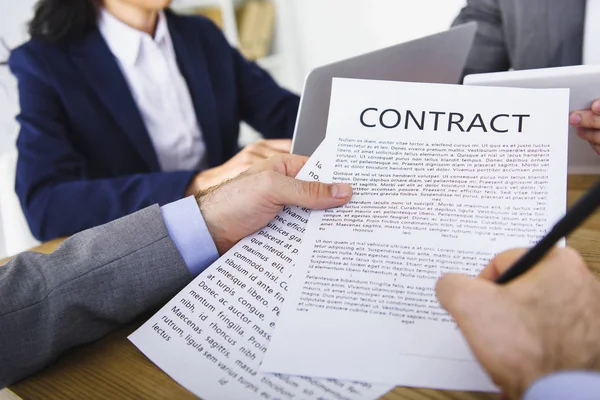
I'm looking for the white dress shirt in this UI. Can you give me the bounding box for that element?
[584,0,600,64]
[98,9,206,172]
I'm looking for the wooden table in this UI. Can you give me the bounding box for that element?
[6,175,600,400]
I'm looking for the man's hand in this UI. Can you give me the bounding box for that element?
[570,100,600,155]
[196,154,352,254]
[436,248,600,399]
[185,139,292,196]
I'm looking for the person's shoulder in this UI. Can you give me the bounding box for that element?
[9,39,47,72]
[11,37,70,57]
[8,38,68,71]
[166,9,225,38]
[10,39,43,59]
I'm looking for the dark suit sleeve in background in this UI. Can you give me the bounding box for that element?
[0,205,191,387]
[452,0,511,79]
[9,47,196,242]
[232,46,300,139]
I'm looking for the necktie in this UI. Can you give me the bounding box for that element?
[584,0,600,64]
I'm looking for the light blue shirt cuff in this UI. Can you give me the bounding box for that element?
[525,371,600,400]
[161,196,219,276]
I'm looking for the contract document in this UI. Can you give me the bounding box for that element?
[129,141,394,400]
[261,79,570,391]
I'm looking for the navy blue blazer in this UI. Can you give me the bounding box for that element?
[9,11,300,241]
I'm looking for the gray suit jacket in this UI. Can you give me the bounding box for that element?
[453,0,586,77]
[0,205,192,387]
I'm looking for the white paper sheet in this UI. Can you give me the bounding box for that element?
[129,140,394,400]
[261,78,570,391]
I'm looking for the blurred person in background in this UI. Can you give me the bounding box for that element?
[9,0,300,241]
[453,0,600,155]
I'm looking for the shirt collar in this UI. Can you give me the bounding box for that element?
[154,11,169,45]
[98,9,169,67]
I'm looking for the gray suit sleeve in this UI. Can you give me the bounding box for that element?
[0,205,192,387]
[452,0,511,79]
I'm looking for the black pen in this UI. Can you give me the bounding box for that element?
[496,179,600,284]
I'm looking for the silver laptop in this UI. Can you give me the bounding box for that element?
[291,23,478,156]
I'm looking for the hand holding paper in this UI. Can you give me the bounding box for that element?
[198,153,352,254]
[130,143,394,400]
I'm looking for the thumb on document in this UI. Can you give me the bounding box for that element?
[249,153,353,208]
[275,177,353,209]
